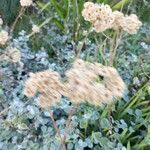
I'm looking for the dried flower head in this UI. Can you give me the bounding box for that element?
[24,70,64,108]
[7,48,21,63]
[20,0,33,7]
[112,12,142,34]
[82,2,142,34]
[121,14,142,34]
[0,30,9,45]
[112,11,125,30]
[82,2,114,32]
[23,60,126,108]
[82,2,97,22]
[65,59,126,106]
[32,25,40,33]
[0,48,21,63]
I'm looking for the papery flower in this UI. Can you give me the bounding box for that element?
[121,14,142,34]
[82,2,97,22]
[38,90,61,108]
[112,12,142,34]
[23,59,126,107]
[0,48,21,63]
[24,70,64,108]
[20,0,33,7]
[0,30,9,45]
[82,2,142,34]
[32,25,40,33]
[7,48,21,63]
[112,11,124,30]
[82,2,114,32]
[65,59,126,105]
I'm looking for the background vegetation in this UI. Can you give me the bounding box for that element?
[0,0,149,149]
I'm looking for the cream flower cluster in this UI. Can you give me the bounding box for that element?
[120,14,142,34]
[32,25,40,33]
[65,59,126,105]
[0,30,9,45]
[24,70,65,108]
[20,0,33,7]
[82,2,114,32]
[7,48,21,63]
[82,2,142,34]
[0,48,21,63]
[24,59,126,108]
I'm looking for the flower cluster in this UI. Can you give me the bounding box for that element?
[24,70,65,108]
[82,2,142,34]
[20,0,33,7]
[120,14,142,34]
[32,25,40,33]
[24,59,126,108]
[0,30,9,45]
[0,48,21,63]
[65,59,126,105]
[82,2,114,32]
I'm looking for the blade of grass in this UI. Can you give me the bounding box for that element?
[50,0,66,19]
[37,1,50,14]
[112,0,130,10]
[118,81,150,118]
[127,141,131,150]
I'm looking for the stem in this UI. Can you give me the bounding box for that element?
[11,7,26,33]
[63,106,76,142]
[49,106,77,150]
[38,2,50,14]
[49,111,66,150]
[109,32,117,66]
[95,36,108,65]
[76,27,92,58]
[109,31,122,66]
[28,17,52,38]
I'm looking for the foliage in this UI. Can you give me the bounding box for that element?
[0,25,150,149]
[133,0,150,22]
[0,0,150,150]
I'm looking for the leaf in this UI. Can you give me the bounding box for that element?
[92,132,102,144]
[80,119,88,129]
[85,137,93,148]
[94,145,101,150]
[135,109,142,117]
[36,1,50,13]
[99,137,109,147]
[50,0,66,19]
[67,143,74,150]
[112,0,130,10]
[17,123,28,130]
[100,118,111,129]
[120,128,128,139]
[64,0,70,20]
[127,141,131,150]
[53,18,64,30]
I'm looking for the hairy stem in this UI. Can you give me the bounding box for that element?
[63,106,76,142]
[49,106,77,150]
[11,7,26,33]
[49,111,66,150]
[76,28,92,58]
[28,17,52,38]
[109,31,122,66]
